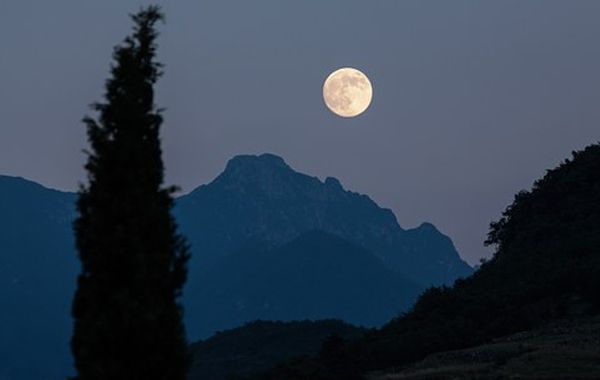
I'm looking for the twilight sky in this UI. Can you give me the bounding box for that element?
[1,1,599,264]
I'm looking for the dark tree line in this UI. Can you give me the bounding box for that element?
[71,7,190,379]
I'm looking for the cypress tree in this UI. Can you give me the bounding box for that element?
[71,6,190,379]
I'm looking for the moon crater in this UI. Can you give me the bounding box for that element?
[323,67,373,118]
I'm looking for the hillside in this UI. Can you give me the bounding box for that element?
[364,143,600,370]
[247,143,600,379]
[188,320,367,380]
[371,317,600,380]
[193,231,421,337]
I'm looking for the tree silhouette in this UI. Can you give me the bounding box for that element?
[71,6,190,379]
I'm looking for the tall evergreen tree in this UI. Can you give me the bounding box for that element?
[71,7,190,379]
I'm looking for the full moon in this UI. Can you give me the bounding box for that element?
[323,67,373,118]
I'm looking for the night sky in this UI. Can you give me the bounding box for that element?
[1,1,599,264]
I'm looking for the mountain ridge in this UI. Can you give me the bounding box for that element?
[177,153,472,289]
[0,153,471,379]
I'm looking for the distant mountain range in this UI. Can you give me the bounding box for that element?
[0,153,471,379]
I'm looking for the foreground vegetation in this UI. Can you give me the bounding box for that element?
[71,7,189,379]
[371,317,600,380]
[188,320,366,380]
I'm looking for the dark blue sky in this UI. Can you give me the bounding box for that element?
[1,1,599,263]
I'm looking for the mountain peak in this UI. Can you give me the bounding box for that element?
[225,153,290,172]
[324,177,343,190]
[211,153,296,189]
[416,222,438,232]
[204,153,360,205]
[179,152,472,290]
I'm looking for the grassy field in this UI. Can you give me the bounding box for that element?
[371,317,600,380]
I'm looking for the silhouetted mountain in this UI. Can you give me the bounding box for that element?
[193,231,421,337]
[177,154,470,286]
[0,154,469,379]
[0,176,77,380]
[176,154,471,337]
[188,320,367,380]
[246,143,600,379]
